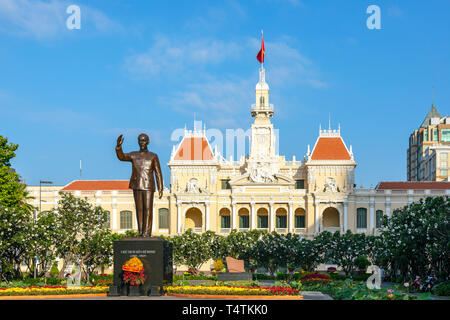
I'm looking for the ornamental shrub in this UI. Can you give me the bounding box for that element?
[355,256,371,272]
[49,262,59,277]
[433,281,450,296]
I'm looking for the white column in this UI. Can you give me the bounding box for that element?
[269,202,274,232]
[288,202,293,233]
[232,203,237,230]
[152,205,156,234]
[408,190,414,204]
[205,203,210,231]
[386,196,391,217]
[314,202,319,234]
[177,201,182,234]
[343,201,348,231]
[112,192,117,230]
[250,202,255,230]
[369,200,375,233]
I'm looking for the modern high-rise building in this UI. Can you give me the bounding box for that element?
[407,105,450,181]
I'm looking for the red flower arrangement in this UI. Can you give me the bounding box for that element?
[122,257,146,287]
[123,269,147,287]
[327,267,337,273]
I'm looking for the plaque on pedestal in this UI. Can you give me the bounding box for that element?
[108,237,173,296]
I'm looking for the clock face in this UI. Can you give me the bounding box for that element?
[257,135,267,143]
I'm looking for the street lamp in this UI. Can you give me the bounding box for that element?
[35,180,53,279]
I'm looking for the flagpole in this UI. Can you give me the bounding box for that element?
[261,30,264,69]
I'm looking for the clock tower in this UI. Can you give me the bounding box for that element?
[246,66,280,183]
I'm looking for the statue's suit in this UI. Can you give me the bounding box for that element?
[116,145,163,236]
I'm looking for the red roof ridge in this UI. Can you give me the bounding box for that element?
[171,126,215,161]
[376,181,450,190]
[61,180,131,191]
[309,136,352,161]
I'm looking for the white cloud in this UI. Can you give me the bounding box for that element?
[126,35,327,126]
[263,0,304,7]
[387,5,403,18]
[0,0,120,39]
[125,36,243,77]
[159,75,253,128]
[261,38,327,89]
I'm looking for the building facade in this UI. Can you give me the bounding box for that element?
[407,105,450,181]
[27,67,450,238]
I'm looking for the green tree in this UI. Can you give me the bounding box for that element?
[168,229,215,272]
[0,135,27,208]
[51,192,110,279]
[294,235,328,272]
[210,229,266,263]
[378,196,450,281]
[326,231,368,276]
[22,210,59,277]
[0,205,33,279]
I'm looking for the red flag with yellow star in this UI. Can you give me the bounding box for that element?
[257,32,265,63]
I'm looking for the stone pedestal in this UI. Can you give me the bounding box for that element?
[108,237,173,296]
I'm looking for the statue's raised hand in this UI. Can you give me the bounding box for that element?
[116,134,124,148]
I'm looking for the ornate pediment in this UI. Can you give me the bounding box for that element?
[229,173,294,186]
[182,178,210,194]
[323,177,340,193]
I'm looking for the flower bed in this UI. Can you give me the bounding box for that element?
[90,274,113,286]
[0,285,109,296]
[299,272,332,286]
[165,285,301,296]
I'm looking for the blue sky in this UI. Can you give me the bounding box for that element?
[1,0,449,187]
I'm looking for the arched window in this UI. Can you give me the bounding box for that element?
[257,208,268,229]
[356,208,367,229]
[219,208,231,229]
[103,211,110,229]
[159,208,169,229]
[275,208,287,228]
[120,210,132,230]
[238,208,250,229]
[294,208,306,228]
[376,210,383,228]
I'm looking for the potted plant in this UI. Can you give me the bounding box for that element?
[287,263,296,274]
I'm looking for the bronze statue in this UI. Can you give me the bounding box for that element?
[116,133,163,237]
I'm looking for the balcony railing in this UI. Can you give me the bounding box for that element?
[251,103,274,112]
[323,227,340,233]
[220,228,231,234]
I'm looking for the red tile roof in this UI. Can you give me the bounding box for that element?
[377,181,450,190]
[62,180,130,191]
[310,137,351,160]
[174,137,214,161]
